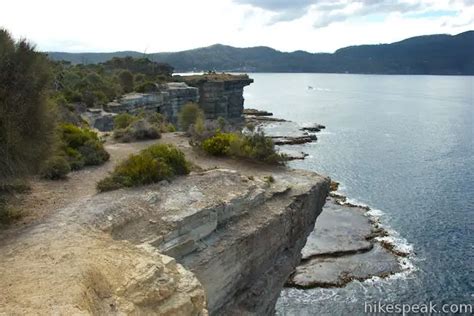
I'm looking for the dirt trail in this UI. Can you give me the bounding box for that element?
[0,133,279,243]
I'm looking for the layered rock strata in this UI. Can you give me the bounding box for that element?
[0,168,329,315]
[185,75,253,120]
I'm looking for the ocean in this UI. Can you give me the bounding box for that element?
[243,73,474,315]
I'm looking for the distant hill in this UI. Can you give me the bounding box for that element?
[47,31,474,75]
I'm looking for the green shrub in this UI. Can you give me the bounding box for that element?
[114,113,136,129]
[78,140,110,165]
[97,144,189,192]
[165,123,176,133]
[142,144,190,175]
[113,119,161,143]
[0,29,55,181]
[59,124,109,167]
[64,147,85,170]
[238,132,284,164]
[201,133,240,156]
[178,102,205,131]
[40,156,71,180]
[146,112,165,126]
[0,196,22,225]
[200,131,286,164]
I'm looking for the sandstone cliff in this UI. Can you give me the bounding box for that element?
[0,168,328,315]
[183,75,253,120]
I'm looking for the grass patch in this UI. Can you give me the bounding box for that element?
[97,144,190,192]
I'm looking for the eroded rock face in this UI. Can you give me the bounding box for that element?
[0,168,329,316]
[0,228,206,315]
[185,77,253,120]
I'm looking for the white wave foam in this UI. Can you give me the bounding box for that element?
[331,184,417,282]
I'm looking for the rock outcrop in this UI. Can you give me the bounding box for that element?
[0,168,329,315]
[184,75,253,120]
[287,197,406,289]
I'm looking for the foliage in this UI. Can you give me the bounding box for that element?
[40,156,71,180]
[0,29,56,180]
[114,113,137,129]
[142,144,190,175]
[118,70,134,93]
[51,55,174,108]
[97,144,189,192]
[102,56,174,77]
[178,102,205,131]
[113,112,175,142]
[201,133,240,156]
[199,128,286,164]
[113,119,161,143]
[135,81,158,93]
[58,124,109,173]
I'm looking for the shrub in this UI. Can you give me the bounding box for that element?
[113,119,161,143]
[142,144,190,175]
[200,131,286,164]
[0,196,22,225]
[40,156,71,180]
[0,29,55,180]
[97,144,189,192]
[114,113,136,129]
[60,124,109,167]
[165,123,176,133]
[201,133,240,156]
[78,140,110,165]
[178,102,205,131]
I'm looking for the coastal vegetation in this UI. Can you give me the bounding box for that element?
[96,144,189,192]
[113,112,176,142]
[200,131,286,164]
[0,29,56,183]
[178,102,205,131]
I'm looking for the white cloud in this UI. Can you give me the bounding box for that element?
[0,0,472,53]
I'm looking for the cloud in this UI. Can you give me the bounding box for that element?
[233,0,469,27]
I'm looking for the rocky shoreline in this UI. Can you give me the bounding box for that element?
[246,109,412,289]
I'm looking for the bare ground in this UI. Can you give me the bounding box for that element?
[0,132,282,243]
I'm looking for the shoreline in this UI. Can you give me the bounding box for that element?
[246,110,415,289]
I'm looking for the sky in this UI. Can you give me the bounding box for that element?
[1,0,473,53]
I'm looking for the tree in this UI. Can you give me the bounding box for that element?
[0,29,55,181]
[118,70,134,93]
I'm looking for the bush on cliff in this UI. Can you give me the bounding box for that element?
[201,131,285,164]
[178,102,205,132]
[97,144,190,192]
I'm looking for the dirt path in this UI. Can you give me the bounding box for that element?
[0,133,280,242]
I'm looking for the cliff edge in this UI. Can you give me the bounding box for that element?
[0,165,329,315]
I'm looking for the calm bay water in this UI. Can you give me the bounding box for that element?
[243,74,474,315]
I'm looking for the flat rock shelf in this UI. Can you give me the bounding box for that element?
[286,196,408,288]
